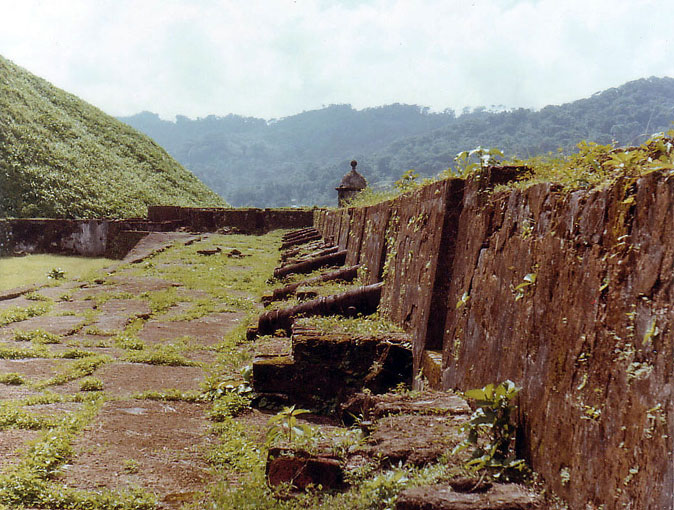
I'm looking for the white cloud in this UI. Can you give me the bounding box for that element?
[0,0,671,119]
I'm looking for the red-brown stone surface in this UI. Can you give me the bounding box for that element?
[266,448,344,490]
[315,169,673,510]
[396,483,543,510]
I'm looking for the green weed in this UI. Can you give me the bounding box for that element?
[24,291,51,302]
[132,389,202,402]
[79,377,104,392]
[210,393,252,420]
[113,333,146,351]
[0,304,50,326]
[0,343,49,359]
[0,401,58,430]
[38,355,110,388]
[452,380,527,480]
[13,329,61,344]
[0,372,25,385]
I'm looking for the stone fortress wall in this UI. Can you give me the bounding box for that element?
[2,181,671,509]
[0,206,314,258]
[314,168,673,510]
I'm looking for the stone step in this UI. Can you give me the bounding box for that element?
[252,323,413,410]
[252,354,297,395]
[421,349,443,389]
[395,482,543,510]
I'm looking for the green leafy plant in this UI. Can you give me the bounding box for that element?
[24,291,50,302]
[513,273,537,301]
[455,291,470,309]
[46,268,66,280]
[209,393,252,421]
[453,146,505,176]
[122,459,140,474]
[452,380,526,480]
[394,169,421,193]
[202,364,254,401]
[0,305,50,327]
[265,406,314,446]
[359,466,410,510]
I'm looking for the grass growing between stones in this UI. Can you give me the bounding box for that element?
[300,314,406,336]
[0,230,456,509]
[0,304,50,326]
[0,399,157,510]
[124,343,197,367]
[126,232,284,314]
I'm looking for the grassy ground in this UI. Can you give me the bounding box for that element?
[0,255,116,291]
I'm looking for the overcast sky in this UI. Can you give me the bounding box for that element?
[0,0,671,120]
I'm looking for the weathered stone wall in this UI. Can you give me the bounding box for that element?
[440,172,673,510]
[314,180,458,343]
[147,206,314,234]
[0,219,179,258]
[313,171,673,510]
[0,219,110,256]
[0,208,315,259]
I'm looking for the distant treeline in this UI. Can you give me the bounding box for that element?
[120,76,674,207]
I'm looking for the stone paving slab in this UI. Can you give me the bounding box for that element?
[52,299,97,314]
[32,282,82,300]
[0,383,42,400]
[0,295,35,311]
[60,400,213,508]
[0,315,86,339]
[96,362,205,397]
[184,349,218,365]
[358,414,467,466]
[87,298,151,332]
[48,343,123,359]
[26,401,84,417]
[396,483,543,510]
[139,312,246,346]
[105,275,182,294]
[122,232,201,264]
[0,429,41,471]
[0,358,65,382]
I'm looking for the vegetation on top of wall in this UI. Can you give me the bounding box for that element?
[504,132,674,191]
[0,55,226,219]
[345,132,674,207]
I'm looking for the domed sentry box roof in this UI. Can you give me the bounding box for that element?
[336,160,367,207]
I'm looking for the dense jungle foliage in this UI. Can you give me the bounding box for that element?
[121,77,674,208]
[0,55,226,218]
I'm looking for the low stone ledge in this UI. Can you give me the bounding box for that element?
[395,483,542,510]
[266,447,344,491]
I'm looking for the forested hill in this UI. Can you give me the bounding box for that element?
[120,76,674,207]
[0,55,225,218]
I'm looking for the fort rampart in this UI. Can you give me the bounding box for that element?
[314,168,673,510]
[0,207,314,258]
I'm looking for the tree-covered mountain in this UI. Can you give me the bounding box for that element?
[120,76,674,208]
[0,55,225,218]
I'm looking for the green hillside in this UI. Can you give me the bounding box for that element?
[0,55,226,218]
[121,77,674,208]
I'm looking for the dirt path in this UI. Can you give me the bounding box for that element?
[0,232,274,509]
